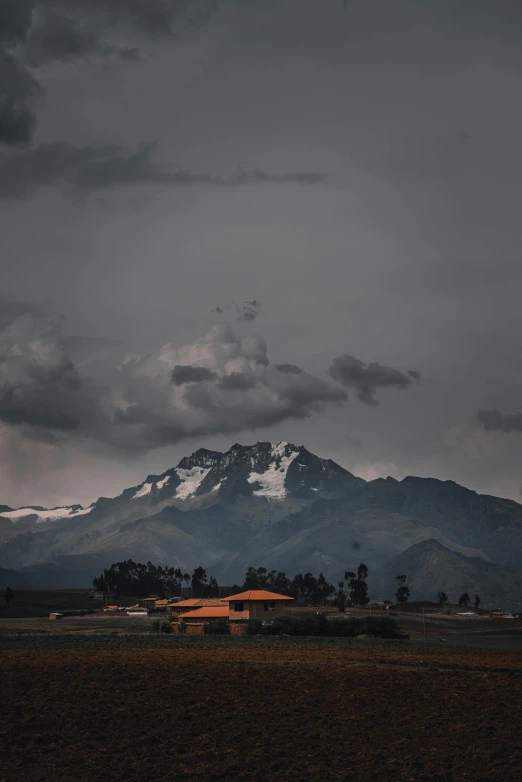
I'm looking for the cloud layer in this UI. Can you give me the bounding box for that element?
[0,305,349,452]
[328,355,420,407]
[477,409,522,433]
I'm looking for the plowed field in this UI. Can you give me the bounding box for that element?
[1,639,521,781]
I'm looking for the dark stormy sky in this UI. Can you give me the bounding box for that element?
[2,0,522,508]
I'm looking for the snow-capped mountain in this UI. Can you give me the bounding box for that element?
[1,441,522,607]
[0,505,95,525]
[125,441,363,506]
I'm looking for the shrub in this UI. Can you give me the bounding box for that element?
[245,618,264,635]
[245,614,403,639]
[203,619,230,635]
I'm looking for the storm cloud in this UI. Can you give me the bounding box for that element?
[0,0,219,147]
[171,365,217,385]
[114,324,346,449]
[275,364,304,375]
[0,310,348,452]
[0,142,327,201]
[328,355,418,407]
[0,311,108,437]
[476,409,522,433]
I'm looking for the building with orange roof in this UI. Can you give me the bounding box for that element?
[178,606,230,622]
[226,590,294,622]
[170,598,228,616]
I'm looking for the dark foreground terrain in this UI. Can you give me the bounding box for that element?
[1,636,521,781]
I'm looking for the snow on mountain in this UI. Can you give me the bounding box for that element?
[247,442,299,500]
[132,482,153,500]
[156,476,170,490]
[174,467,211,499]
[0,505,94,524]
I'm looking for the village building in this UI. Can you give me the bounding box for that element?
[180,606,230,623]
[170,598,228,616]
[171,590,294,633]
[226,590,294,622]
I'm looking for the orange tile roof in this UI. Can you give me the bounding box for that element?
[172,598,228,608]
[226,590,294,602]
[179,606,230,619]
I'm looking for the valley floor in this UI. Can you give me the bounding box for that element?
[1,636,521,781]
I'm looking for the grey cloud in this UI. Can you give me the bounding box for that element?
[275,363,304,375]
[0,0,218,148]
[171,365,217,385]
[272,370,347,411]
[24,11,114,67]
[0,142,327,200]
[213,299,263,321]
[0,50,39,147]
[0,312,108,437]
[231,170,326,185]
[237,300,262,321]
[118,47,141,61]
[328,354,416,407]
[219,372,257,390]
[0,1,34,45]
[0,316,347,452]
[238,334,268,365]
[476,409,522,433]
[408,370,422,381]
[0,3,36,146]
[0,293,41,330]
[0,299,354,458]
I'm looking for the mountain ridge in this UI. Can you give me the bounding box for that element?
[1,441,521,605]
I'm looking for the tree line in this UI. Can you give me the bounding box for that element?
[91,560,412,606]
[92,560,220,598]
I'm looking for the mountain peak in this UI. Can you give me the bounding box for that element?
[176,448,224,471]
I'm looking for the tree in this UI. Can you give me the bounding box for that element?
[4,587,14,607]
[336,581,346,612]
[93,560,186,597]
[474,593,481,609]
[458,592,470,607]
[191,566,208,598]
[437,591,448,604]
[395,574,410,604]
[345,564,369,606]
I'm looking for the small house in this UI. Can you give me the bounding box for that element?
[178,606,230,623]
[170,598,228,616]
[226,590,294,622]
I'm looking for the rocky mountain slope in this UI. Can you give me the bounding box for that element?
[1,441,522,605]
[370,539,522,611]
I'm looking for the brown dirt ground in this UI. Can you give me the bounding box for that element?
[1,644,521,782]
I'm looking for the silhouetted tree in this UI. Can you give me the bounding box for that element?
[243,567,293,595]
[345,564,369,606]
[191,566,208,598]
[93,560,186,597]
[474,593,481,609]
[4,587,14,607]
[395,574,410,604]
[336,581,346,612]
[458,592,471,607]
[437,591,448,604]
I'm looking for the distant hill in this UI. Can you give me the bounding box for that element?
[370,539,522,611]
[0,567,32,590]
[1,440,522,605]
